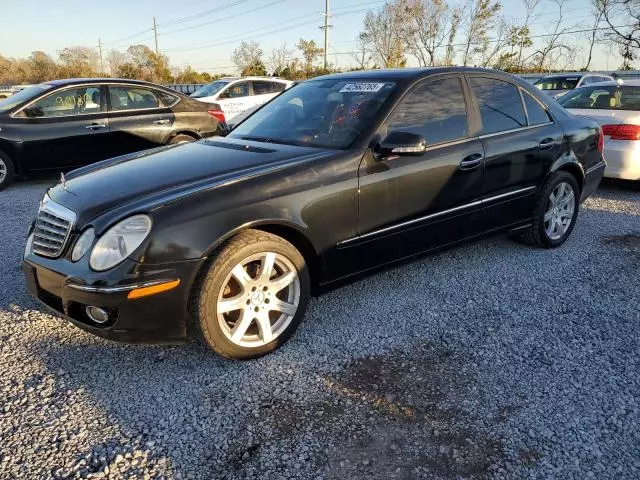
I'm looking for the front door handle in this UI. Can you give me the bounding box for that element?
[153,119,170,125]
[85,124,107,130]
[539,138,555,150]
[459,153,483,170]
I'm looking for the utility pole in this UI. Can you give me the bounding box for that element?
[153,16,159,57]
[319,0,333,69]
[98,38,104,75]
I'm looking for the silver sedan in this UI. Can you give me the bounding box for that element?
[559,80,640,180]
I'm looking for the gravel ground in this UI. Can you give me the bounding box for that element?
[1,177,639,479]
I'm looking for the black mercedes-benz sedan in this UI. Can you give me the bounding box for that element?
[0,78,228,189]
[23,67,606,359]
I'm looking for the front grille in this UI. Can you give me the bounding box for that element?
[32,196,76,258]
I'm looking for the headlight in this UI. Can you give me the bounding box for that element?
[71,228,95,262]
[89,215,152,271]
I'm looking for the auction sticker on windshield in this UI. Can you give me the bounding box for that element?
[340,83,385,93]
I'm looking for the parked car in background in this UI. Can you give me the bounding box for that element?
[0,78,228,189]
[191,76,293,121]
[23,67,605,359]
[559,79,640,180]
[534,73,614,99]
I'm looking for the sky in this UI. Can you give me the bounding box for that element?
[0,0,626,73]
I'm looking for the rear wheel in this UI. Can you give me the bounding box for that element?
[0,151,15,190]
[193,230,310,359]
[520,171,580,248]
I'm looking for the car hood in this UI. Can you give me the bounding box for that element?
[47,138,332,226]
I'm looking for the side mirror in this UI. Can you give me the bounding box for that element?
[376,131,427,160]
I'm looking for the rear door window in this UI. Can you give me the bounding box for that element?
[387,77,468,145]
[252,81,279,95]
[109,86,160,111]
[521,90,552,125]
[469,77,527,135]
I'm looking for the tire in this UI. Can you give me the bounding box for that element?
[169,134,197,145]
[0,150,15,191]
[520,171,580,248]
[193,230,311,359]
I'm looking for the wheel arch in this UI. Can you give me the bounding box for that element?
[194,220,322,296]
[549,158,585,193]
[166,130,201,144]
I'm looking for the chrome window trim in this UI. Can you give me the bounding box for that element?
[10,83,105,119]
[67,279,173,293]
[337,186,536,246]
[478,122,554,140]
[10,82,179,118]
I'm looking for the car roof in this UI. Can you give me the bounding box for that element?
[224,76,291,82]
[583,79,640,87]
[312,66,512,81]
[44,78,168,88]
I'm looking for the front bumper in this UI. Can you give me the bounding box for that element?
[23,253,206,344]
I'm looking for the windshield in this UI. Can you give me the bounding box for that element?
[558,85,640,110]
[191,80,229,99]
[535,76,580,91]
[0,84,53,113]
[229,79,397,149]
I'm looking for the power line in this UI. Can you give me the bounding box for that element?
[158,0,289,36]
[157,0,252,28]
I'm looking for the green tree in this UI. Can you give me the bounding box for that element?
[296,39,324,71]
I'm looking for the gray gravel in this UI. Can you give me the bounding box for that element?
[1,177,639,479]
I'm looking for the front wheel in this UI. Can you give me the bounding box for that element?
[0,151,15,190]
[193,230,310,359]
[520,171,580,248]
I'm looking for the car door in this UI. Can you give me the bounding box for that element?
[215,81,251,121]
[466,75,564,228]
[14,84,110,170]
[342,75,485,271]
[107,84,175,157]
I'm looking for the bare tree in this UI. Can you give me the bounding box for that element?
[297,39,324,71]
[232,41,265,75]
[351,33,374,69]
[531,0,577,72]
[596,0,640,69]
[461,0,502,66]
[583,0,606,70]
[479,18,512,67]
[57,47,99,77]
[444,8,463,65]
[268,42,292,76]
[362,2,407,68]
[106,50,128,76]
[397,0,464,67]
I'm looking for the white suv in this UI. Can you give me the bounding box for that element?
[191,77,293,121]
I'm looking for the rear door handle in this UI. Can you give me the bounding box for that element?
[153,119,170,125]
[539,138,555,150]
[459,153,484,170]
[85,124,107,130]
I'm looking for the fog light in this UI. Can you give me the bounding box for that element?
[86,306,109,324]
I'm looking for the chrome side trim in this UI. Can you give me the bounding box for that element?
[478,122,554,140]
[67,279,174,293]
[585,161,606,175]
[337,186,536,246]
[481,186,536,203]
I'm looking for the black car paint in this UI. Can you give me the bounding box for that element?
[0,78,227,176]
[23,67,606,344]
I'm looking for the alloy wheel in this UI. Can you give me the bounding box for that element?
[544,181,575,240]
[0,158,6,183]
[217,252,300,348]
